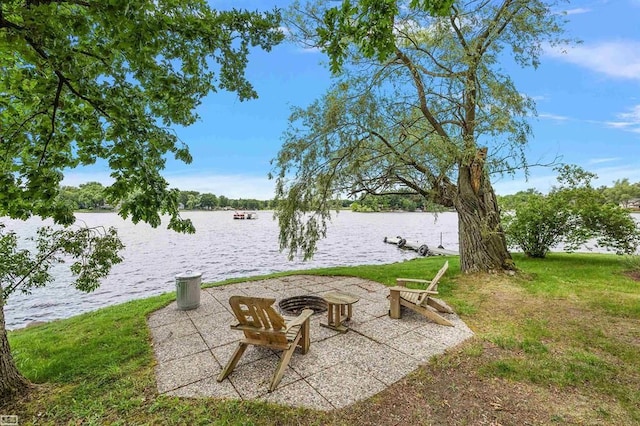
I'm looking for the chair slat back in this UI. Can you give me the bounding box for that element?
[417,261,449,305]
[426,261,449,292]
[229,296,288,344]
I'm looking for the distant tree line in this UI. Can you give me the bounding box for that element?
[498,178,640,212]
[57,182,277,211]
[57,178,640,214]
[57,182,450,213]
[349,194,447,212]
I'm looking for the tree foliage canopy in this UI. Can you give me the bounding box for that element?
[0,0,283,399]
[0,224,124,300]
[273,0,567,269]
[1,0,283,231]
[602,179,640,209]
[314,0,454,72]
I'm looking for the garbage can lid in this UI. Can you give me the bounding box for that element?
[175,271,202,279]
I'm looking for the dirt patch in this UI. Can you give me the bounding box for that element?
[623,270,640,281]
[328,340,626,426]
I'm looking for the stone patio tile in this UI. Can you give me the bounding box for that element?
[300,283,336,294]
[385,330,448,362]
[289,275,336,286]
[340,304,381,327]
[413,318,474,347]
[150,317,198,343]
[308,317,341,343]
[208,287,249,305]
[221,284,281,300]
[342,311,379,327]
[165,375,240,400]
[356,298,390,315]
[350,341,419,385]
[262,279,290,292]
[329,277,371,287]
[288,332,367,377]
[275,286,312,298]
[260,378,334,411]
[350,315,416,342]
[156,350,219,393]
[305,362,387,409]
[336,285,383,302]
[153,332,209,362]
[147,302,190,328]
[185,293,228,320]
[194,312,239,349]
[232,283,279,296]
[211,342,276,368]
[279,276,312,287]
[227,355,303,399]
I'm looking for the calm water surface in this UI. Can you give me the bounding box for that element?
[3,211,460,329]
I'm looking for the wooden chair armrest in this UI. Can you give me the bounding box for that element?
[396,278,432,286]
[285,309,313,331]
[396,278,431,284]
[388,286,438,295]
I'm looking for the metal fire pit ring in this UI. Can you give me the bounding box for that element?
[278,295,327,316]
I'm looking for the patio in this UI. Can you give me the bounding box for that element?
[147,275,474,411]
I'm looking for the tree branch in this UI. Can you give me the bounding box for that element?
[394,49,451,141]
[22,34,111,119]
[27,0,91,7]
[39,77,64,167]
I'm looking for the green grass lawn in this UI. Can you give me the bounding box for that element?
[3,253,640,425]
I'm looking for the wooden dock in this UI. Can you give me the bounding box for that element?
[383,236,459,256]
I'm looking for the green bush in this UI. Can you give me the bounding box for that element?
[502,193,569,258]
[503,166,640,258]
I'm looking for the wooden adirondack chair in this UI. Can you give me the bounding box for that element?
[388,261,455,326]
[217,295,313,392]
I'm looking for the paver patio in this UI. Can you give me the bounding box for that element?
[148,275,474,411]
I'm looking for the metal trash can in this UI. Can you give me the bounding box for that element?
[175,271,202,311]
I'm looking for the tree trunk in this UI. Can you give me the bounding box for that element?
[0,288,30,401]
[455,149,514,273]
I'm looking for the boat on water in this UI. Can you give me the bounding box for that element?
[233,211,258,220]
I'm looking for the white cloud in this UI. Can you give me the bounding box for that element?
[606,104,640,134]
[588,157,620,164]
[278,26,291,36]
[605,121,634,129]
[545,40,640,80]
[538,113,570,121]
[619,104,640,121]
[564,8,591,15]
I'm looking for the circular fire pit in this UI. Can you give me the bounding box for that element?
[278,295,327,316]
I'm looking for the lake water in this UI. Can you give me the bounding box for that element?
[3,211,460,329]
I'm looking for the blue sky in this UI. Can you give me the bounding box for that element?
[63,0,640,199]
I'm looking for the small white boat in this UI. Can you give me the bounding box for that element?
[233,211,258,220]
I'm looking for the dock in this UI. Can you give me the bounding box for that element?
[383,235,459,256]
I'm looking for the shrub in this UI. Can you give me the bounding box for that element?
[503,166,640,258]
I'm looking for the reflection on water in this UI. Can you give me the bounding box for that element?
[3,211,459,329]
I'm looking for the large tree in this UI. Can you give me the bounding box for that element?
[1,0,282,399]
[272,0,567,272]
